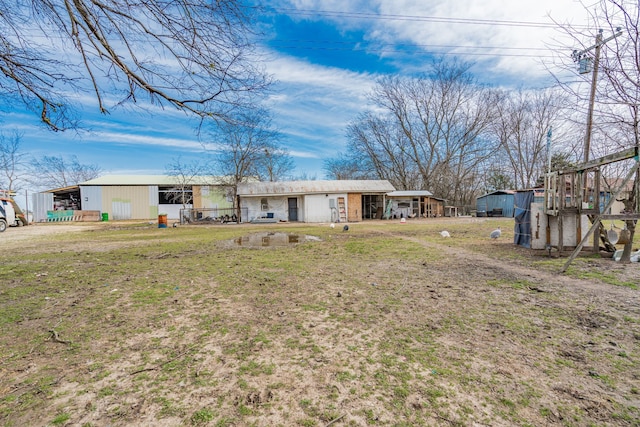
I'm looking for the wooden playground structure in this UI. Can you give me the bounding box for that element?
[543,147,639,271]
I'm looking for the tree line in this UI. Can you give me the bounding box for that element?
[1,0,638,215]
[323,58,581,209]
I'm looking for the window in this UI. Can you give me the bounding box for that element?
[159,186,193,204]
[261,198,268,211]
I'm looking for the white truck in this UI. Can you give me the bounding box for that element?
[0,197,17,232]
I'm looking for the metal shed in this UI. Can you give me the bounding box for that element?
[476,190,516,218]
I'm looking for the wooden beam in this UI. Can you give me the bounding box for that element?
[558,147,638,174]
[600,214,640,220]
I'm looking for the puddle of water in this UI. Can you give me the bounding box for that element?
[222,232,322,248]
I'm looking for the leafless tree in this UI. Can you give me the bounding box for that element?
[290,171,318,181]
[323,154,376,180]
[0,132,28,192]
[0,1,271,131]
[345,59,499,206]
[484,168,514,193]
[209,107,291,219]
[164,156,210,209]
[492,88,570,190]
[346,112,423,189]
[532,151,578,187]
[597,2,640,263]
[28,155,102,189]
[256,147,295,183]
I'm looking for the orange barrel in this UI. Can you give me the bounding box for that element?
[158,214,168,228]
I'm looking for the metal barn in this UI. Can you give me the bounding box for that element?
[34,175,233,222]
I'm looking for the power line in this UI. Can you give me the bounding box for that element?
[268,7,583,29]
[280,46,554,59]
[266,39,558,59]
[259,7,583,60]
[268,38,552,52]
[270,46,556,59]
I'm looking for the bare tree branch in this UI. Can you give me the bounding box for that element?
[28,154,102,189]
[0,1,271,130]
[0,131,28,191]
[208,107,292,220]
[548,0,639,262]
[344,58,499,207]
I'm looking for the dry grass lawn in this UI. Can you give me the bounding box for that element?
[0,218,639,426]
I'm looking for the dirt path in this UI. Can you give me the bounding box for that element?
[0,223,103,242]
[382,228,640,314]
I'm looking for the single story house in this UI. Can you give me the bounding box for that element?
[237,180,396,223]
[32,175,234,222]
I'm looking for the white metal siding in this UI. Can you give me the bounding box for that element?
[80,186,102,211]
[304,195,333,223]
[32,192,54,222]
[159,204,191,220]
[149,186,159,205]
[241,198,260,222]
[149,186,159,218]
[242,194,351,223]
[241,196,289,222]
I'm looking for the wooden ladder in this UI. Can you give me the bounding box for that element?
[337,197,347,222]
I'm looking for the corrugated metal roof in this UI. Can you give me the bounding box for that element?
[43,185,80,193]
[387,190,433,197]
[237,180,396,196]
[478,190,516,198]
[80,175,226,186]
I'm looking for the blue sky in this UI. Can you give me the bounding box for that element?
[3,0,594,188]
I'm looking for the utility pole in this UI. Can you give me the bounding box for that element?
[572,27,623,164]
[582,30,602,165]
[571,28,622,250]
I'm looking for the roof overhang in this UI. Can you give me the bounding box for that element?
[238,180,396,196]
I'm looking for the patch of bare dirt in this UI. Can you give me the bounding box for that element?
[0,222,103,242]
[2,218,639,426]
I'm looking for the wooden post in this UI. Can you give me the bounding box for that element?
[558,214,564,255]
[575,171,582,245]
[593,170,601,253]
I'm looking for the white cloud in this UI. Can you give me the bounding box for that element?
[264,53,378,158]
[267,54,375,95]
[257,0,597,175]
[270,0,593,84]
[89,130,203,151]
